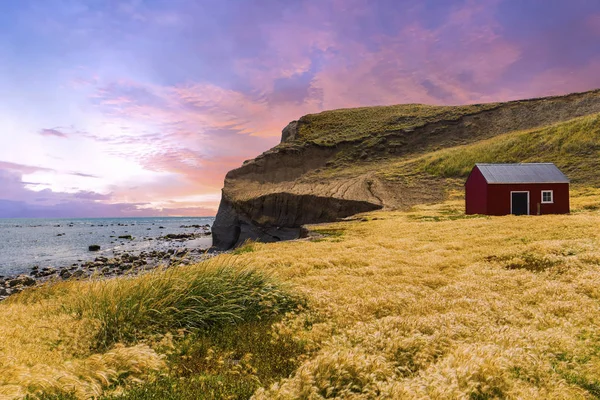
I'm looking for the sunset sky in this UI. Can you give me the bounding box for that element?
[1,0,599,218]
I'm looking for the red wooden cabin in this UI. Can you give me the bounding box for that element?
[465,163,570,215]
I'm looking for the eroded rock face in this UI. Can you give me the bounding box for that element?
[212,192,381,249]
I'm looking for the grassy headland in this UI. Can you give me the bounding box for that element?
[2,189,600,398]
[4,91,600,398]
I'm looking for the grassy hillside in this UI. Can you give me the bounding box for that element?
[1,190,600,399]
[315,111,600,191]
[414,112,600,185]
[296,103,499,145]
[5,92,600,398]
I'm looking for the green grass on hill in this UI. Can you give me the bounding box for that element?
[377,112,600,187]
[296,103,499,145]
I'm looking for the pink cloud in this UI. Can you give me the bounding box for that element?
[39,128,68,138]
[588,14,600,35]
[509,57,600,99]
[0,161,54,174]
[0,160,100,181]
[60,0,599,219]
[0,163,216,218]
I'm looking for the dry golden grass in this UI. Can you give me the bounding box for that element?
[2,190,600,399]
[0,298,164,398]
[225,190,600,399]
[0,260,298,399]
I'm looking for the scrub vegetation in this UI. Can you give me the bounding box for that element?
[2,189,600,399]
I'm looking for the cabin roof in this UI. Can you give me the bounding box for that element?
[475,163,570,184]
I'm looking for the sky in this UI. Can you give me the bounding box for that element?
[0,0,599,218]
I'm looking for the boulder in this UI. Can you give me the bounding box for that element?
[9,275,36,287]
[60,269,72,279]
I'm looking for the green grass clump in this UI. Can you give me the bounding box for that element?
[64,260,302,350]
[232,240,256,255]
[103,321,307,400]
[296,103,498,145]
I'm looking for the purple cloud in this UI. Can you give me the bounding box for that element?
[69,172,100,178]
[39,128,68,138]
[2,0,600,218]
[0,161,54,174]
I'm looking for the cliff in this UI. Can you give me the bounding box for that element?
[212,89,600,249]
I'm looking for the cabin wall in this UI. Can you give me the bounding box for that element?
[465,167,488,214]
[486,183,570,215]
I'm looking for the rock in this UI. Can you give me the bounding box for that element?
[60,269,72,279]
[281,120,299,142]
[163,233,195,240]
[39,268,57,277]
[71,270,85,278]
[89,244,101,251]
[9,275,36,287]
[211,194,335,250]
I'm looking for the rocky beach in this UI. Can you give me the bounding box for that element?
[0,217,216,301]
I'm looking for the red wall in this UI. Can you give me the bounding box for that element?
[486,183,570,215]
[465,167,487,214]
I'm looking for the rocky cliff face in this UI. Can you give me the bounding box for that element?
[212,90,600,250]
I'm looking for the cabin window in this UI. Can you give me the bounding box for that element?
[541,190,553,204]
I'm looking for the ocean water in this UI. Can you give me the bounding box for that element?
[0,217,215,277]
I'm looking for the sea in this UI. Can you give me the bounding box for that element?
[0,217,215,277]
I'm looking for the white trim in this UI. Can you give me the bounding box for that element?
[510,191,530,215]
[541,190,554,204]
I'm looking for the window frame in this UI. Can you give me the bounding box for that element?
[541,190,554,204]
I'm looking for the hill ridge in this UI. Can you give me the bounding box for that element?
[213,89,600,250]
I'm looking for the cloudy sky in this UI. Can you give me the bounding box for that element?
[1,0,599,218]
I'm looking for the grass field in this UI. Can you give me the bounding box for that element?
[242,188,600,399]
[2,189,600,398]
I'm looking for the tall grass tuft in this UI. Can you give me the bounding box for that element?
[64,258,302,350]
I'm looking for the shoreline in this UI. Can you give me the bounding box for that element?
[0,232,220,301]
